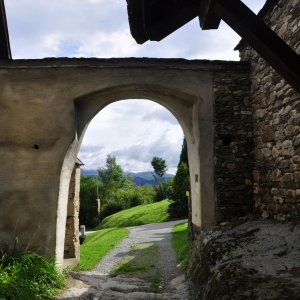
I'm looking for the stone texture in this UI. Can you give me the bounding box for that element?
[188,220,300,300]
[213,70,253,222]
[64,164,81,262]
[239,0,300,221]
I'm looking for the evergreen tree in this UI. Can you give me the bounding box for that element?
[169,138,190,218]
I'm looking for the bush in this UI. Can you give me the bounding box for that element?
[114,185,155,208]
[154,179,174,202]
[0,251,65,300]
[100,202,124,220]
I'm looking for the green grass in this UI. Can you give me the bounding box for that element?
[110,242,161,293]
[171,222,190,272]
[98,199,172,229]
[77,227,129,270]
[0,251,65,300]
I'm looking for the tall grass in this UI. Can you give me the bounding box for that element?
[0,251,65,300]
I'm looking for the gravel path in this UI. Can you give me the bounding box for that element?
[56,220,189,300]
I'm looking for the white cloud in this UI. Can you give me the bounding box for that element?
[76,30,140,58]
[78,100,183,173]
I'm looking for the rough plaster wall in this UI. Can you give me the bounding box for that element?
[213,68,254,222]
[0,58,218,260]
[239,0,300,220]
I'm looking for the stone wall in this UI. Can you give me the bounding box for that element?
[239,0,300,220]
[64,163,81,261]
[213,68,253,222]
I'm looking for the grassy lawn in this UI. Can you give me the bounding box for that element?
[77,227,129,270]
[110,242,161,293]
[171,222,190,272]
[97,199,172,229]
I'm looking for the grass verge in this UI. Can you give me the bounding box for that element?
[110,242,161,293]
[0,251,65,300]
[171,222,190,272]
[98,199,172,229]
[77,227,129,270]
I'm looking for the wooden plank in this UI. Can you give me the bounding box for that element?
[214,0,300,93]
[0,0,11,59]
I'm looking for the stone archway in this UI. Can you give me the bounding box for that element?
[1,58,252,264]
[56,82,215,264]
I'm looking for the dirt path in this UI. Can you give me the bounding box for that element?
[56,220,189,300]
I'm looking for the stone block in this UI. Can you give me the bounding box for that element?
[294,171,300,182]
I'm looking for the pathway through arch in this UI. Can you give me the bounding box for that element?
[57,220,189,299]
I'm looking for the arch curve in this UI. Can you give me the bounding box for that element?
[75,83,199,144]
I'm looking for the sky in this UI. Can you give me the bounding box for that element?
[5,0,266,174]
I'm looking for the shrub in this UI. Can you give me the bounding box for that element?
[154,179,174,202]
[100,202,124,220]
[114,185,155,208]
[0,251,65,300]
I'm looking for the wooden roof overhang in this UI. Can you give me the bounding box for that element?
[0,0,11,59]
[127,0,300,94]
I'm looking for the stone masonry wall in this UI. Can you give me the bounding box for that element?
[213,68,254,222]
[64,165,80,260]
[239,0,300,220]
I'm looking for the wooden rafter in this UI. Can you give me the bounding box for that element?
[0,0,11,59]
[127,0,300,94]
[213,0,300,94]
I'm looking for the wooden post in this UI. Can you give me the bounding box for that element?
[213,0,300,94]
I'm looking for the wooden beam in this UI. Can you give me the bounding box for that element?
[199,0,221,30]
[127,0,200,44]
[0,0,11,59]
[148,2,199,42]
[214,0,300,94]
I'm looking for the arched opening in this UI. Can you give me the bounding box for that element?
[56,83,214,265]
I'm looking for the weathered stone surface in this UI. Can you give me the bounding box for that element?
[64,165,80,262]
[188,220,300,300]
[239,0,300,220]
[213,70,253,222]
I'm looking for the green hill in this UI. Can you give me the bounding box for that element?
[97,199,172,229]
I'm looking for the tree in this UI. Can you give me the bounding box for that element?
[169,138,190,218]
[178,137,189,167]
[79,175,100,227]
[97,154,127,204]
[151,156,168,183]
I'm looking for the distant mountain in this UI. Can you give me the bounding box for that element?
[81,169,174,186]
[81,169,98,176]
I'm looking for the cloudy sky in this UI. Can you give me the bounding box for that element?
[6,0,265,173]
